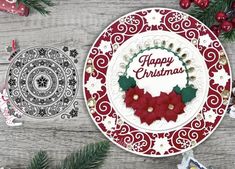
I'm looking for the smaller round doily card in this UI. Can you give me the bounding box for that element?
[6,47,79,119]
[83,8,232,157]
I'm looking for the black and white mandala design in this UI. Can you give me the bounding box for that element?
[6,47,79,118]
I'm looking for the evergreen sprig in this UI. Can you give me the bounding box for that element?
[189,0,235,42]
[18,0,55,15]
[27,151,50,169]
[221,29,235,42]
[26,141,110,169]
[58,141,110,169]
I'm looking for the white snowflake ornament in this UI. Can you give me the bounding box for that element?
[144,10,163,26]
[212,68,230,87]
[204,110,217,123]
[152,137,171,155]
[85,76,103,95]
[103,116,116,131]
[98,40,112,53]
[199,34,212,47]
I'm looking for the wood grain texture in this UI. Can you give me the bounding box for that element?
[0,0,235,169]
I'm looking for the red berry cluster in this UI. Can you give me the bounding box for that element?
[179,0,210,9]
[210,2,235,37]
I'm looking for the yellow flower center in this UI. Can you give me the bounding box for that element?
[147,107,153,113]
[133,94,139,100]
[168,104,174,110]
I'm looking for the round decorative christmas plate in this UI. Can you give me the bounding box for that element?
[6,47,79,119]
[83,8,232,157]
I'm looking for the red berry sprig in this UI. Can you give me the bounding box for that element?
[221,21,233,32]
[179,0,192,9]
[232,1,235,9]
[179,0,235,37]
[232,18,235,28]
[194,0,210,9]
[179,0,210,9]
[210,2,235,37]
[210,25,221,37]
[215,12,227,23]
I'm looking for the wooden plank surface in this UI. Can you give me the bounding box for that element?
[0,0,235,168]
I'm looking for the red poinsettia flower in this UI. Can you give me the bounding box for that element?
[134,93,162,125]
[157,91,186,122]
[124,86,145,110]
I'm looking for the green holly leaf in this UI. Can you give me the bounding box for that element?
[173,85,181,94]
[118,75,136,91]
[181,86,197,103]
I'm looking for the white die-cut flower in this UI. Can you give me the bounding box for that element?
[103,116,116,131]
[199,34,212,47]
[152,137,171,155]
[85,76,102,95]
[204,110,217,123]
[212,68,230,87]
[98,40,112,53]
[145,10,163,26]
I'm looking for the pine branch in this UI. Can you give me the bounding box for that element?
[19,0,55,15]
[58,141,110,169]
[189,0,235,42]
[221,29,235,42]
[27,151,50,169]
[40,0,55,6]
[189,0,231,27]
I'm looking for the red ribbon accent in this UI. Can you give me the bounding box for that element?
[8,39,17,61]
[2,95,8,102]
[12,39,16,52]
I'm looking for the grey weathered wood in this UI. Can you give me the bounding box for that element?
[0,0,235,169]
